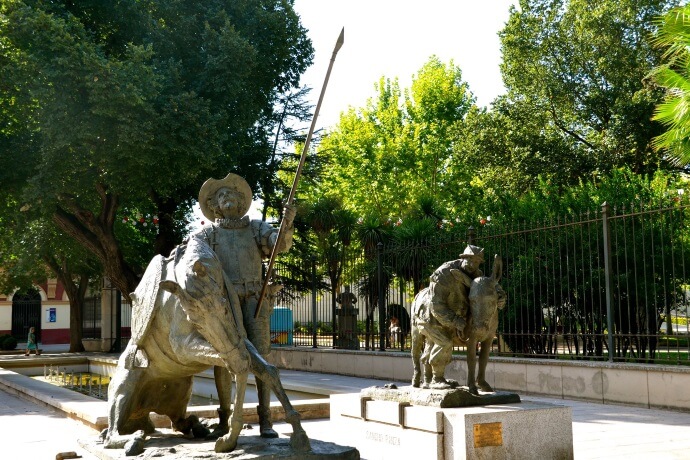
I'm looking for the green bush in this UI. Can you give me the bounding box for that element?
[0,335,17,350]
[671,317,689,326]
[317,321,333,334]
[293,321,313,334]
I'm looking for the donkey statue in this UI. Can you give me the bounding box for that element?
[102,233,309,453]
[411,254,504,395]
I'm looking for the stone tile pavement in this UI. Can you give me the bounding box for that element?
[2,350,690,459]
[0,385,100,459]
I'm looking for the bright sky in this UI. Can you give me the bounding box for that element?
[293,0,519,128]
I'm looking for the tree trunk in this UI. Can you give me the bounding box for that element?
[152,194,180,257]
[45,257,88,353]
[67,293,86,353]
[52,185,140,299]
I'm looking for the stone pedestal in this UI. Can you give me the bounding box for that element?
[335,307,360,350]
[330,392,573,460]
[79,430,360,459]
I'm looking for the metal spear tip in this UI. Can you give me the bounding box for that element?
[334,27,344,53]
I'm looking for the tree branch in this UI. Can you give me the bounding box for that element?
[52,207,107,265]
[547,99,597,151]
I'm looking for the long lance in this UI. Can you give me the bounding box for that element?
[255,27,345,319]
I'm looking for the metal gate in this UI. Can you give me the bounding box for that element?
[82,295,101,339]
[11,289,41,342]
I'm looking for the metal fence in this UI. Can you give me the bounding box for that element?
[81,289,132,351]
[82,295,101,339]
[270,200,690,365]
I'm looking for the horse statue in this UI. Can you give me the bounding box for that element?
[411,255,504,395]
[102,233,310,453]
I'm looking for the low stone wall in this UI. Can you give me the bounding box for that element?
[0,364,329,431]
[268,347,690,412]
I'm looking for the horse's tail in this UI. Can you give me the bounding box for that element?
[411,323,424,387]
[410,288,429,387]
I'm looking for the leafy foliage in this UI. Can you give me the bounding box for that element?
[0,0,313,296]
[498,0,673,176]
[308,57,473,218]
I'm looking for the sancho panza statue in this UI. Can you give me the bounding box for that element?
[194,172,295,438]
[411,245,506,394]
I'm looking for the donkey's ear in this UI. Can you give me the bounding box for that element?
[492,255,503,282]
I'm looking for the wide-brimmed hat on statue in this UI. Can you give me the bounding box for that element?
[458,244,484,261]
[198,172,252,220]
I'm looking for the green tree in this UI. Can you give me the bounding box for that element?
[312,57,473,219]
[0,1,313,296]
[297,196,356,337]
[260,86,315,220]
[449,100,577,223]
[489,168,689,360]
[498,0,676,178]
[0,196,99,352]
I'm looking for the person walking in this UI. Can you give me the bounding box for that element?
[24,326,40,356]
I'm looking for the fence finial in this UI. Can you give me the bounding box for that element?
[467,226,476,245]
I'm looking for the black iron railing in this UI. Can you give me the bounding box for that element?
[270,200,690,365]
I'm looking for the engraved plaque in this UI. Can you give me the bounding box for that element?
[473,422,503,448]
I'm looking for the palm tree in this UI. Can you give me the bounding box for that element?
[353,214,394,349]
[303,196,357,346]
[650,5,690,168]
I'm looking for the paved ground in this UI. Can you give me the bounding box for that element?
[0,384,102,459]
[2,347,690,459]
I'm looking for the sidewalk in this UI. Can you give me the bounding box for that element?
[0,384,101,459]
[2,351,690,458]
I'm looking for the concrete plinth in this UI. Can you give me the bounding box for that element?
[360,385,521,408]
[79,430,360,459]
[330,393,573,460]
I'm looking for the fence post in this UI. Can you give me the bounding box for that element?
[377,242,386,351]
[311,256,318,348]
[601,202,615,362]
[109,289,122,353]
[467,226,476,245]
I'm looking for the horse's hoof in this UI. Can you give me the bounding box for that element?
[215,435,237,453]
[477,381,494,392]
[412,372,421,388]
[192,422,211,439]
[430,382,452,390]
[205,426,229,440]
[124,437,145,456]
[103,437,127,449]
[429,377,455,390]
[290,429,311,452]
[260,427,279,438]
